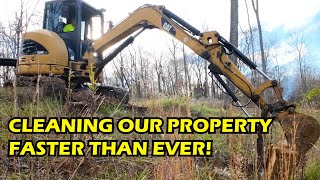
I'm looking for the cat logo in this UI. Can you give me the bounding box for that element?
[163,22,173,32]
[161,17,176,36]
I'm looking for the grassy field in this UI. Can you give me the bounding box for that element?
[0,88,319,179]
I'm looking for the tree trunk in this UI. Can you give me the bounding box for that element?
[155,54,163,93]
[204,61,209,97]
[251,0,266,75]
[169,40,179,95]
[244,0,258,86]
[224,0,238,107]
[182,45,190,96]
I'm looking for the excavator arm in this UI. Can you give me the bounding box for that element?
[86,4,319,168]
[90,5,285,111]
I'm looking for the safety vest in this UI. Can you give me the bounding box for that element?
[63,24,75,32]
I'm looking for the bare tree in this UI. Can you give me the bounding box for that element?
[224,0,239,106]
[229,0,239,66]
[0,0,42,85]
[244,0,255,63]
[289,31,310,94]
[0,0,25,84]
[201,23,210,97]
[168,39,181,95]
[154,52,164,94]
[192,55,204,87]
[251,0,266,75]
[128,47,142,98]
[270,43,287,86]
[242,0,259,86]
[112,52,129,88]
[181,45,191,96]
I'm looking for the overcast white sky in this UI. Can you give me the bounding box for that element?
[2,0,318,31]
[1,0,320,65]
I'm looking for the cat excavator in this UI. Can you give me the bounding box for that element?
[0,0,319,178]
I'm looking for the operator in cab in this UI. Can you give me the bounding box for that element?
[62,16,77,60]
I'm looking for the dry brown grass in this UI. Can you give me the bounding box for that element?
[0,90,319,179]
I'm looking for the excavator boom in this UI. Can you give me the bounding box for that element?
[87,4,320,173]
[91,5,280,110]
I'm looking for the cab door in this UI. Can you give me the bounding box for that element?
[43,0,82,61]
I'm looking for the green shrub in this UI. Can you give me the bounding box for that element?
[305,160,320,180]
[304,86,320,103]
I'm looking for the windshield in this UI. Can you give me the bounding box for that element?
[43,1,76,32]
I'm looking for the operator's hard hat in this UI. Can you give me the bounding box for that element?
[63,24,75,32]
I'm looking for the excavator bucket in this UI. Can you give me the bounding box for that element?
[275,110,320,157]
[266,111,320,178]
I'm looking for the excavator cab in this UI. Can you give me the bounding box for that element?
[43,0,104,61]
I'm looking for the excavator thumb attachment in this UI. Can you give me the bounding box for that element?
[275,110,320,157]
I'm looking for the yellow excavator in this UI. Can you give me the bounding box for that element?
[0,0,319,177]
